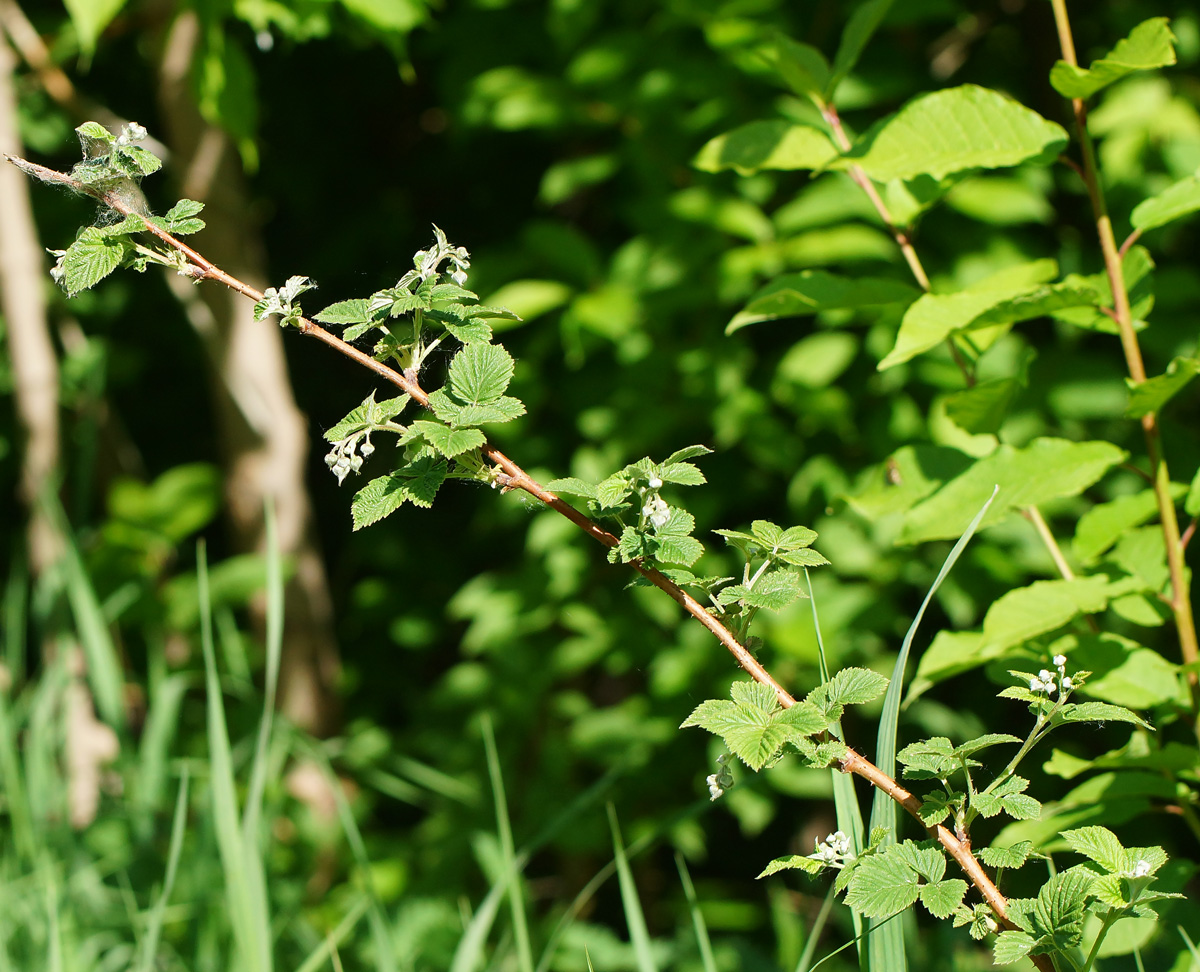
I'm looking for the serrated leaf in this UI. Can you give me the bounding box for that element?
[679,699,787,770]
[825,667,889,706]
[751,520,784,547]
[663,444,713,464]
[444,318,494,344]
[652,534,704,567]
[834,85,1068,183]
[60,226,128,296]
[758,854,824,878]
[448,343,514,404]
[315,298,373,326]
[76,121,115,144]
[842,850,920,918]
[920,880,968,919]
[954,733,1021,758]
[1050,18,1176,100]
[728,270,917,333]
[1056,701,1152,730]
[739,570,805,611]
[900,437,1127,544]
[324,392,410,442]
[123,145,162,176]
[409,421,486,459]
[693,120,837,176]
[655,506,696,538]
[1061,826,1125,873]
[775,700,828,735]
[979,841,1033,869]
[351,473,415,529]
[730,679,778,711]
[656,462,706,486]
[1131,172,1200,231]
[452,398,526,427]
[1032,867,1092,953]
[993,931,1035,965]
[546,477,598,500]
[1125,355,1198,417]
[915,791,954,827]
[777,548,831,567]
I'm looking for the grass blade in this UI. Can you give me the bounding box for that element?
[48,497,125,731]
[866,485,998,971]
[243,500,284,846]
[135,767,190,972]
[607,802,658,972]
[481,713,533,972]
[198,541,272,972]
[804,569,865,962]
[674,853,716,972]
[293,896,370,972]
[3,552,27,688]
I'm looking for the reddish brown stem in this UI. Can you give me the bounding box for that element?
[8,151,1045,959]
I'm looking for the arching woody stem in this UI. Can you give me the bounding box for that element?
[7,151,1053,971]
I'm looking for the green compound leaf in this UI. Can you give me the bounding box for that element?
[448,342,515,404]
[843,849,920,918]
[150,198,206,235]
[1061,826,1125,873]
[60,226,129,296]
[595,473,633,509]
[728,270,918,333]
[834,85,1068,183]
[428,388,525,427]
[351,458,448,529]
[1031,867,1093,955]
[693,120,837,175]
[758,854,825,879]
[680,682,826,770]
[314,298,373,326]
[1125,355,1199,418]
[1132,172,1200,231]
[716,569,806,611]
[973,776,1041,821]
[1050,18,1176,100]
[651,533,704,567]
[920,880,968,919]
[442,318,494,345]
[899,437,1127,545]
[408,421,486,459]
[979,841,1033,870]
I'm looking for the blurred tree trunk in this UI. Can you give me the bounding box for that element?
[0,38,61,575]
[156,10,341,734]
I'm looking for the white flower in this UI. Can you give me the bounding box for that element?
[643,496,670,529]
[1124,859,1153,879]
[1061,676,1074,691]
[1053,654,1067,667]
[360,438,375,457]
[648,476,663,489]
[117,122,147,146]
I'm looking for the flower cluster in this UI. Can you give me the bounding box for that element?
[706,753,733,801]
[116,122,147,147]
[325,433,375,485]
[1029,653,1074,697]
[811,830,853,867]
[641,476,670,529]
[401,225,471,288]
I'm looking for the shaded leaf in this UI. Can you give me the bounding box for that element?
[1125,356,1198,417]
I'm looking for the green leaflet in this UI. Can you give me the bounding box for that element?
[1050,18,1176,100]
[727,270,918,333]
[1125,355,1199,417]
[826,0,894,99]
[771,34,829,103]
[1131,172,1200,231]
[834,85,1068,183]
[1072,487,1183,564]
[693,120,837,175]
[350,459,448,530]
[944,377,1023,435]
[898,437,1127,544]
[60,226,130,296]
[980,576,1112,654]
[449,342,516,404]
[879,267,1096,370]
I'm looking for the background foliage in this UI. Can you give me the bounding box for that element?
[2,0,1200,969]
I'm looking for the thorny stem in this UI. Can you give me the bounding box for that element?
[7,152,1054,972]
[1050,0,1199,701]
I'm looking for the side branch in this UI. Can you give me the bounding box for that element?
[7,151,1036,956]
